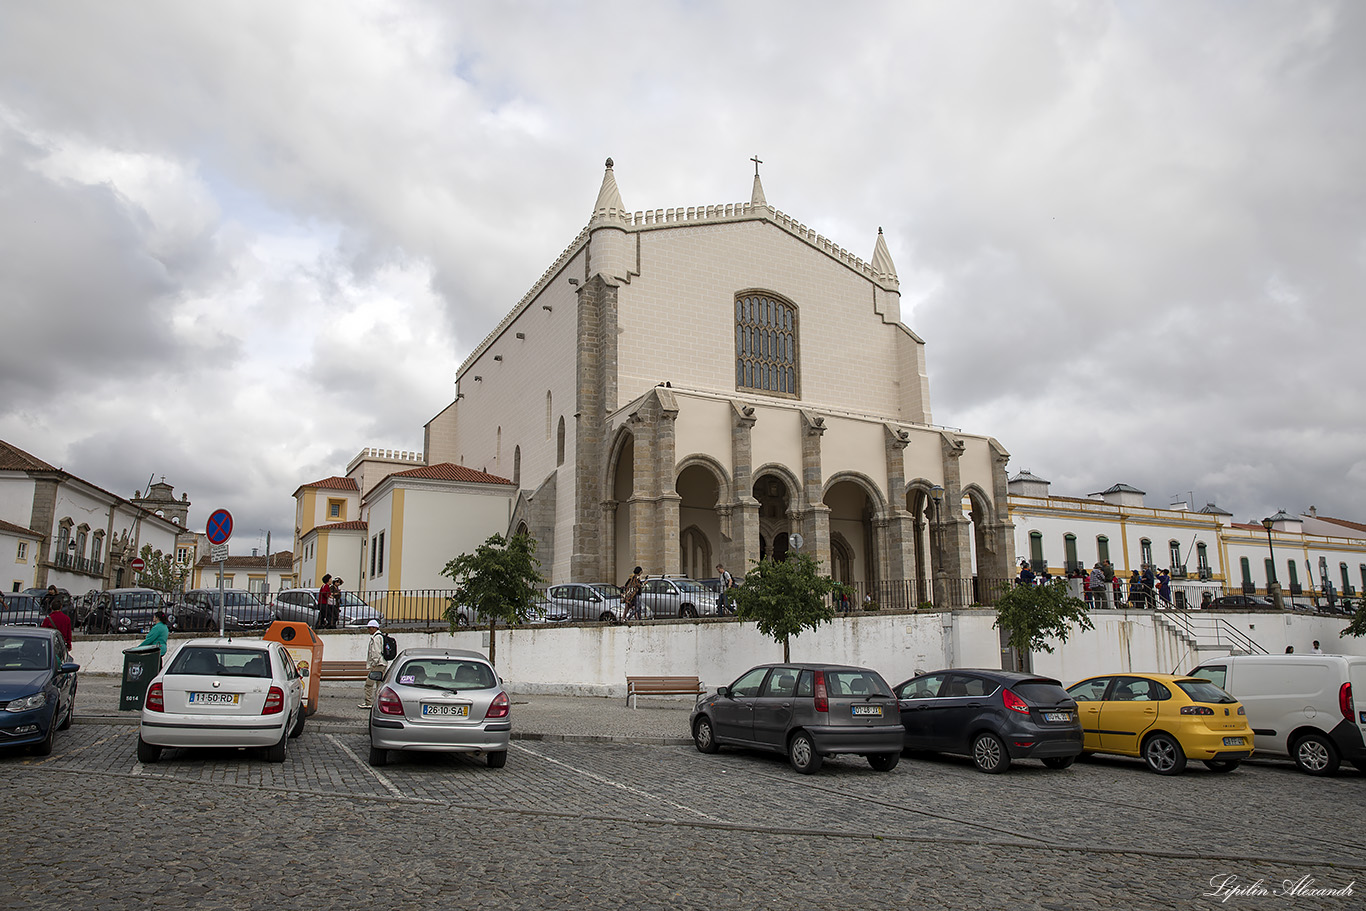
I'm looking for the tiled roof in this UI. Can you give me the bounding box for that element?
[0,439,55,471]
[195,551,295,569]
[0,518,41,538]
[1308,515,1366,534]
[320,520,368,531]
[389,463,514,485]
[295,476,359,493]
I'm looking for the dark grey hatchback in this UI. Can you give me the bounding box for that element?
[894,669,1083,773]
[690,663,904,774]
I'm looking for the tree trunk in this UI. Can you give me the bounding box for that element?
[783,635,790,663]
[488,615,497,666]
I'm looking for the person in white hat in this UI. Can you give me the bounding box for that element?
[361,619,385,708]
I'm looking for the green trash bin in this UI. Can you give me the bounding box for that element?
[120,645,162,711]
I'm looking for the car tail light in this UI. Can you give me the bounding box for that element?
[145,682,164,713]
[1181,705,1214,715]
[1002,688,1030,715]
[1238,705,1245,715]
[378,686,404,715]
[486,691,509,719]
[1340,683,1354,722]
[262,686,284,715]
[813,670,828,713]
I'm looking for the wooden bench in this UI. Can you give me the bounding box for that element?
[625,675,705,709]
[319,661,369,681]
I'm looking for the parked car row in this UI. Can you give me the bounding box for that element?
[691,655,1366,779]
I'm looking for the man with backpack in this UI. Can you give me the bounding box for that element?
[715,563,736,615]
[360,619,394,709]
[620,566,644,622]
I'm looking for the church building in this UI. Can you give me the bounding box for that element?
[418,160,1016,603]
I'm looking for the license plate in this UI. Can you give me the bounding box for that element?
[851,705,883,717]
[1223,737,1245,746]
[1043,712,1072,722]
[188,692,240,705]
[421,704,470,717]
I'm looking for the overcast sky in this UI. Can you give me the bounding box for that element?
[2,1,1363,554]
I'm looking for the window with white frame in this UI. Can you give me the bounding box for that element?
[16,542,27,561]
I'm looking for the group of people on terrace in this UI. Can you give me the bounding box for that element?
[1017,559,1185,609]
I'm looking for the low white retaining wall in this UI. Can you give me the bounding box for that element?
[70,610,1364,695]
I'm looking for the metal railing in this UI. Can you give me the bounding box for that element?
[1155,609,1268,659]
[51,552,105,576]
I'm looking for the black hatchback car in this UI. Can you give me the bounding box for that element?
[894,669,1083,773]
[691,663,904,774]
[85,588,170,634]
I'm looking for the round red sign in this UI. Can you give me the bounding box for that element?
[130,557,146,572]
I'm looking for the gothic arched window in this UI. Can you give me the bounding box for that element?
[735,292,799,398]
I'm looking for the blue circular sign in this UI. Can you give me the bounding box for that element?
[206,509,234,545]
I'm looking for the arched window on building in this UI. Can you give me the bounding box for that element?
[92,531,104,565]
[56,519,73,563]
[1063,533,1078,573]
[1096,535,1110,564]
[1169,540,1182,573]
[1028,531,1044,569]
[1240,557,1252,590]
[1140,538,1153,567]
[1196,542,1210,577]
[1264,558,1277,585]
[1288,560,1300,593]
[1341,562,1353,596]
[556,416,566,466]
[75,524,89,559]
[546,391,552,439]
[735,292,799,397]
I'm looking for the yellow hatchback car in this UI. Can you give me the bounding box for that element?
[1065,673,1253,775]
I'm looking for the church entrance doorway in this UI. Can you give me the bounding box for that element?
[754,471,793,563]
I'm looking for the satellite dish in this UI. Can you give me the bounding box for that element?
[789,533,804,550]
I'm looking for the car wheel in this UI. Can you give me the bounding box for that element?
[1203,760,1241,773]
[137,737,161,764]
[693,717,719,754]
[1142,732,1187,775]
[680,605,697,618]
[868,752,900,772]
[30,722,55,757]
[971,732,1011,773]
[58,695,75,731]
[289,708,306,739]
[264,726,289,763]
[598,612,616,623]
[487,750,508,769]
[1042,756,1075,770]
[1293,732,1340,776]
[788,731,823,774]
[368,745,388,767]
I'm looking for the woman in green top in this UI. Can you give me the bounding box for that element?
[139,611,170,665]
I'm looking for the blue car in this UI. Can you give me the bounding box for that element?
[0,627,80,755]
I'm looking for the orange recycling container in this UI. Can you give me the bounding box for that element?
[264,621,323,716]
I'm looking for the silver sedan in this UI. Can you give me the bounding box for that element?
[368,648,510,768]
[137,638,305,764]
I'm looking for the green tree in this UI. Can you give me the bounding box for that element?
[136,544,190,594]
[1338,605,1366,639]
[440,533,544,666]
[993,578,1094,664]
[732,552,837,662]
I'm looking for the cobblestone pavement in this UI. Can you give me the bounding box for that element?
[2,716,1363,910]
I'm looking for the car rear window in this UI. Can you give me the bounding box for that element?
[824,671,893,698]
[1013,681,1071,703]
[111,592,161,610]
[1175,679,1237,704]
[398,659,496,690]
[169,647,273,677]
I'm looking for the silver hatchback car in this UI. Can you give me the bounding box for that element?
[690,663,904,773]
[368,648,510,768]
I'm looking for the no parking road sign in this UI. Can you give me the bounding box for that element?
[206,509,233,545]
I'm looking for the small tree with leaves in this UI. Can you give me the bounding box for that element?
[136,544,190,594]
[993,578,1094,668]
[440,533,544,666]
[732,552,837,662]
[1338,604,1366,640]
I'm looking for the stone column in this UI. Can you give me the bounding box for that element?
[799,411,830,569]
[984,442,1017,601]
[730,402,760,570]
[29,477,59,588]
[936,434,973,607]
[883,426,916,603]
[627,413,657,572]
[654,394,682,575]
[571,275,616,582]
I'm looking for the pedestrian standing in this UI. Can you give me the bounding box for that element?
[41,599,74,649]
[715,563,735,614]
[620,566,644,621]
[361,619,385,709]
[139,611,170,667]
[1311,640,1323,655]
[1089,564,1107,608]
[330,578,345,628]
[1157,569,1172,608]
[1018,561,1036,587]
[317,574,333,628]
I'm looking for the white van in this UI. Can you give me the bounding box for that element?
[1188,654,1366,776]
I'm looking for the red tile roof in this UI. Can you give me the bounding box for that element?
[195,551,295,569]
[1312,515,1366,535]
[0,439,55,471]
[297,476,359,492]
[320,520,369,531]
[389,463,514,485]
[0,518,41,538]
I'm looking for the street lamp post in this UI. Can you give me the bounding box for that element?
[930,485,945,607]
[1261,515,1284,610]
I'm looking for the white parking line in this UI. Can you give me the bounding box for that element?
[329,733,404,798]
[511,743,725,822]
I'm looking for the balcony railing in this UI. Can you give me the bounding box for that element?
[51,551,105,576]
